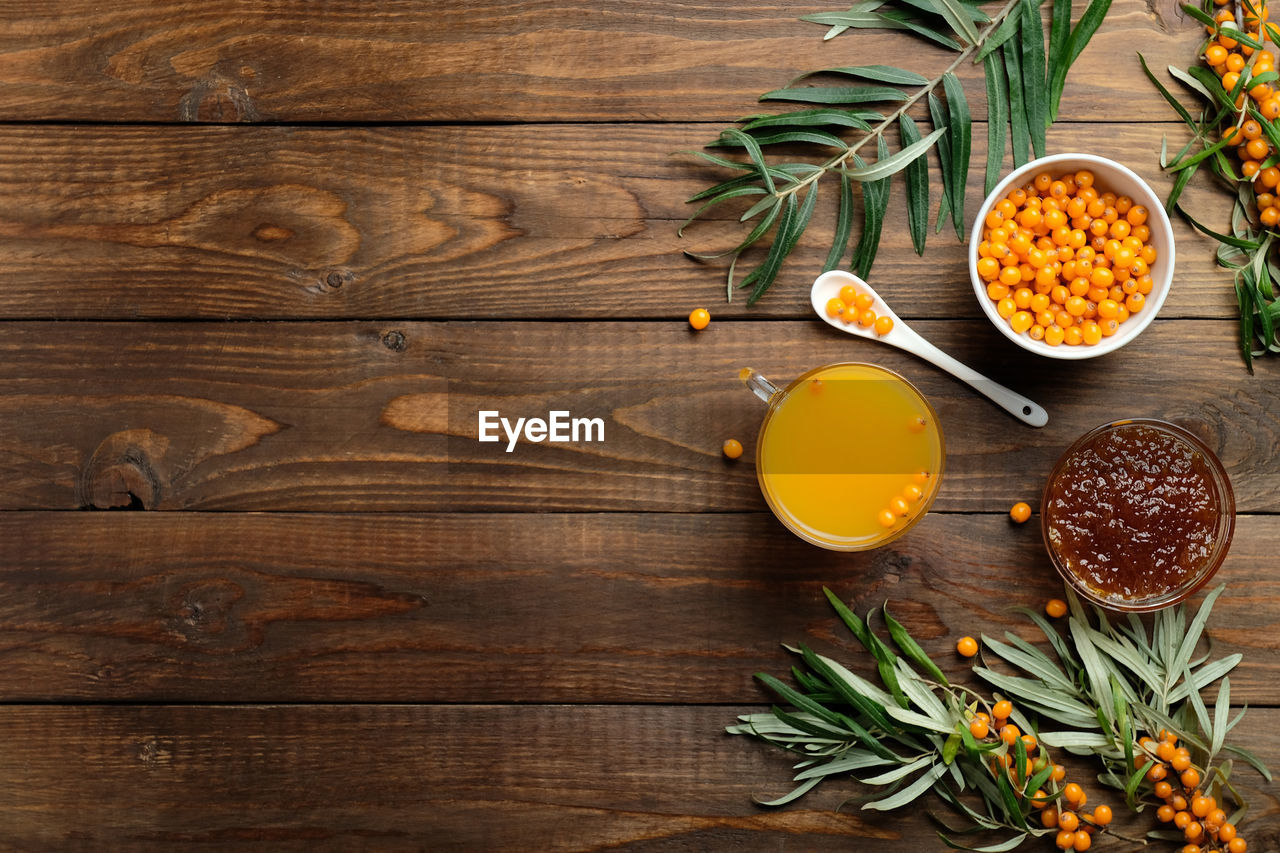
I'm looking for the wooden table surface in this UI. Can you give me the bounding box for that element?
[2,2,1279,851]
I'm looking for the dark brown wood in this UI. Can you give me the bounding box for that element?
[0,122,1236,320]
[0,511,1276,705]
[0,0,1202,123]
[2,703,1278,851]
[0,319,1274,512]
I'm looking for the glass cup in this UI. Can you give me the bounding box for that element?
[741,363,945,551]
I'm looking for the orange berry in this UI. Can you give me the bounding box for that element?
[970,718,990,738]
[1181,768,1201,788]
[1219,822,1238,841]
[1154,780,1173,799]
[1172,749,1193,772]
[993,700,1013,720]
[1000,724,1022,745]
[1045,598,1068,618]
[956,636,979,657]
[1091,805,1113,826]
[1158,805,1177,822]
[722,439,744,459]
[688,308,710,330]
[1175,810,1192,829]
[1055,830,1075,850]
[1058,811,1080,832]
[1010,501,1032,523]
[874,315,895,336]
[878,509,897,528]
[1228,838,1247,853]
[1073,830,1092,851]
[1147,763,1168,782]
[1043,806,1060,828]
[1064,783,1084,805]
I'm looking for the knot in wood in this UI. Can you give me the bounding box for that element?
[79,429,166,510]
[382,330,407,352]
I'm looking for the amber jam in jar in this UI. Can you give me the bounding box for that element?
[1042,419,1235,611]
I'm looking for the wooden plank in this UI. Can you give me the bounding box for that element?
[3,703,1278,850]
[0,315,1269,507]
[0,0,1202,123]
[0,319,1274,512]
[0,122,1239,320]
[1,512,1276,704]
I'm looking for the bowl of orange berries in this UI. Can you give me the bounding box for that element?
[970,153,1175,359]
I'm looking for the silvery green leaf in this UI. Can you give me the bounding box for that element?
[939,832,1029,851]
[974,668,1099,728]
[761,85,909,105]
[861,755,934,785]
[793,750,895,780]
[754,776,823,806]
[1070,617,1116,728]
[1169,655,1241,704]
[885,704,954,734]
[793,65,929,86]
[1038,730,1113,749]
[812,650,896,707]
[1012,606,1077,676]
[1185,664,1214,740]
[1212,677,1231,760]
[895,658,952,723]
[862,762,947,810]
[840,126,947,182]
[982,633,1074,691]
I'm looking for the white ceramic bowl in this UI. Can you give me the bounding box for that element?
[969,153,1175,359]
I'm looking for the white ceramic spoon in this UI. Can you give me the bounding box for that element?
[810,269,1048,427]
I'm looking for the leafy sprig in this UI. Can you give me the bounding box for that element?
[728,585,1267,851]
[681,0,1113,304]
[1141,0,1280,369]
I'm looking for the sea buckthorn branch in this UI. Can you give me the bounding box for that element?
[728,586,1269,851]
[1141,0,1280,368]
[679,0,1112,305]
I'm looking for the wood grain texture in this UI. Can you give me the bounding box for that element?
[2,703,1278,851]
[0,0,1200,123]
[0,122,1236,320]
[0,511,1277,705]
[0,320,1274,512]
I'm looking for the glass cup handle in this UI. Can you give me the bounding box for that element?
[739,367,780,405]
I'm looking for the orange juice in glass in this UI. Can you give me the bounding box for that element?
[741,363,944,550]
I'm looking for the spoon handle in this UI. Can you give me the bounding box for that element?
[895,326,1049,427]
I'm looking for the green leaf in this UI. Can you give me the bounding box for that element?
[757,673,847,729]
[938,832,1029,852]
[861,755,934,785]
[800,645,897,732]
[744,184,813,304]
[1002,45,1031,168]
[1169,585,1226,692]
[1212,677,1230,760]
[983,51,1009,196]
[878,9,966,48]
[741,108,880,131]
[792,749,897,780]
[825,174,855,271]
[761,85,909,105]
[1037,730,1112,749]
[981,634,1074,691]
[753,776,824,806]
[824,587,875,649]
[894,659,952,723]
[900,115,930,255]
[793,65,930,86]
[1168,655,1242,704]
[1069,618,1116,728]
[678,186,769,236]
[715,129,849,149]
[1167,63,1217,104]
[973,8,1022,62]
[1050,0,1111,113]
[718,129,776,195]
[927,0,982,44]
[1138,55,1201,130]
[1047,0,1072,120]
[863,762,947,810]
[885,603,948,685]
[842,126,947,182]
[928,92,956,232]
[1177,204,1263,249]
[942,72,970,239]
[1020,0,1048,154]
[851,151,888,278]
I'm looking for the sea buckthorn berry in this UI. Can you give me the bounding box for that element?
[1147,762,1168,782]
[1028,324,1046,341]
[1091,805,1112,826]
[1010,501,1032,523]
[1190,795,1212,817]
[1155,742,1175,762]
[1228,838,1247,853]
[1174,810,1192,829]
[1172,748,1192,772]
[838,284,859,304]
[1246,137,1270,160]
[722,439,744,459]
[1058,811,1080,832]
[858,309,876,327]
[889,496,910,517]
[1000,265,1023,286]
[1056,830,1075,850]
[1010,311,1034,333]
[1158,805,1176,822]
[878,509,897,528]
[874,315,895,336]
[825,298,847,319]
[1045,598,1067,617]
[1206,808,1226,829]
[970,717,990,738]
[1154,780,1173,799]
[902,484,923,503]
[688,308,710,330]
[956,636,979,657]
[1064,326,1083,345]
[1185,821,1204,841]
[1261,206,1280,227]
[1000,724,1021,745]
[1228,52,1247,72]
[1181,768,1201,789]
[1170,793,1188,811]
[988,281,1011,300]
[1219,822,1238,841]
[1045,324,1065,346]
[1043,806,1060,828]
[1207,44,1229,64]
[1021,734,1038,753]
[993,700,1013,720]
[977,257,1000,280]
[1063,783,1084,805]
[1072,830,1092,851]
